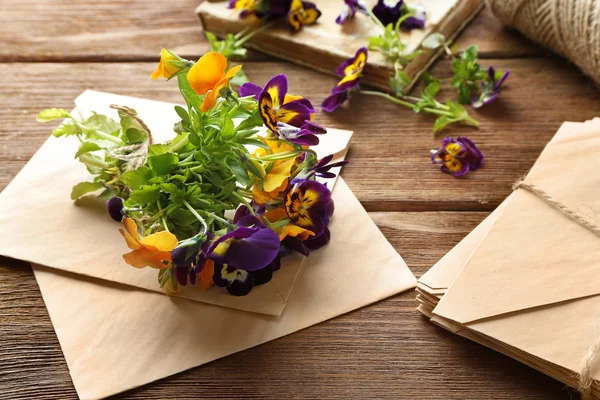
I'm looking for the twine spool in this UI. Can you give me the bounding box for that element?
[487,0,600,85]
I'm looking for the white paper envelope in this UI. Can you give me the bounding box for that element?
[0,91,417,399]
[0,90,353,316]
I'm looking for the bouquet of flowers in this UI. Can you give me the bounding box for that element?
[37,50,345,296]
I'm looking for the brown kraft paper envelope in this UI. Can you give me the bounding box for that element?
[430,119,600,392]
[0,91,417,399]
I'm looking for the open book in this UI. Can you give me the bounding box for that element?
[196,0,483,92]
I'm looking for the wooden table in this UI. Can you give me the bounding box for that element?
[1,2,597,399]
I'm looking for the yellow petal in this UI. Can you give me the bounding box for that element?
[199,260,215,290]
[187,52,227,95]
[123,218,141,244]
[201,90,219,112]
[123,248,170,269]
[284,93,304,104]
[150,59,165,80]
[140,231,179,252]
[263,158,295,192]
[264,208,287,223]
[224,64,243,80]
[119,228,142,250]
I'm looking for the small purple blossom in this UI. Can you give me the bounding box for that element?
[336,0,368,24]
[431,137,484,177]
[106,197,125,222]
[372,0,426,30]
[472,66,510,108]
[309,154,349,179]
[277,120,327,145]
[322,91,350,112]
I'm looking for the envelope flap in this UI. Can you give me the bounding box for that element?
[0,90,352,316]
[434,121,600,324]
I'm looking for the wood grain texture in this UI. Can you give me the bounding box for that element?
[0,213,577,399]
[0,3,594,399]
[0,0,541,61]
[2,58,598,211]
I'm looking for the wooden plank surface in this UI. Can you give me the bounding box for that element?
[0,212,576,399]
[1,0,542,61]
[2,58,598,211]
[0,1,595,399]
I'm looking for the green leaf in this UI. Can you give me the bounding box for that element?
[421,33,445,50]
[126,128,146,144]
[458,83,472,104]
[238,139,270,150]
[174,106,190,125]
[221,115,235,139]
[70,181,105,200]
[463,45,479,61]
[98,188,118,202]
[84,113,120,135]
[148,153,179,175]
[74,142,102,158]
[424,81,441,98]
[36,108,70,122]
[121,167,156,189]
[226,158,250,186]
[148,144,171,156]
[129,185,160,204]
[52,122,81,137]
[421,72,439,86]
[230,67,249,87]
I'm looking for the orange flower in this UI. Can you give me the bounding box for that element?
[119,218,179,269]
[251,138,296,204]
[198,259,215,290]
[263,208,315,241]
[187,52,243,112]
[150,49,184,80]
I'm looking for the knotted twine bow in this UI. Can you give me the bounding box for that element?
[513,180,600,399]
[488,0,600,86]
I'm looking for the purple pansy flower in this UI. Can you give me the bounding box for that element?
[212,257,280,296]
[206,214,280,272]
[471,66,510,108]
[322,47,368,112]
[171,236,210,286]
[284,179,332,237]
[372,0,426,30]
[336,0,368,24]
[322,91,350,112]
[256,75,315,132]
[431,137,483,177]
[277,120,327,145]
[106,197,125,222]
[240,80,315,113]
[309,154,349,179]
[287,0,322,33]
[228,0,291,20]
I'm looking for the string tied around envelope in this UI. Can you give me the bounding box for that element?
[513,179,600,399]
[106,104,153,172]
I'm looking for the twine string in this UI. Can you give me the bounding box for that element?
[488,0,600,86]
[513,180,600,399]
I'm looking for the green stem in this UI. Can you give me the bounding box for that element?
[361,90,455,117]
[361,90,416,109]
[232,191,256,216]
[365,7,386,31]
[75,122,123,145]
[235,22,275,47]
[201,210,230,226]
[182,200,208,235]
[251,150,304,161]
[78,153,109,168]
[170,132,189,152]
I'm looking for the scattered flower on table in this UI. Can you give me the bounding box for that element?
[322,47,368,112]
[38,48,346,296]
[336,0,368,24]
[372,0,426,30]
[471,66,510,108]
[287,0,322,33]
[431,137,484,177]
